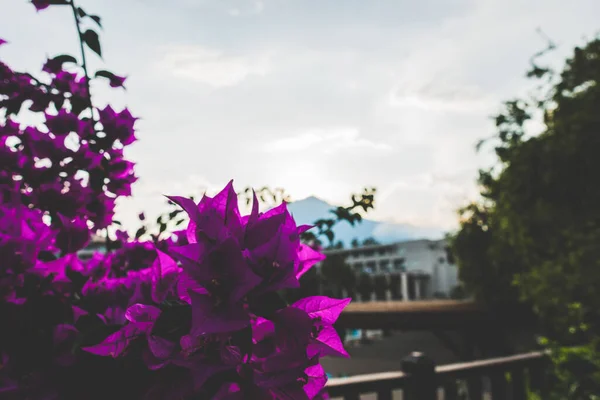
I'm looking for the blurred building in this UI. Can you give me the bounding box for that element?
[319,239,458,300]
[78,234,107,260]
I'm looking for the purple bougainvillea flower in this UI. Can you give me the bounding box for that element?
[23,126,69,159]
[108,73,127,88]
[291,296,351,358]
[150,249,181,303]
[252,316,275,344]
[53,324,79,366]
[54,214,90,254]
[31,0,51,11]
[253,350,321,399]
[107,159,135,180]
[296,243,326,279]
[243,200,304,293]
[82,323,143,357]
[30,257,71,288]
[188,290,250,335]
[83,304,161,357]
[98,105,138,146]
[270,305,348,359]
[70,180,351,398]
[73,142,103,170]
[125,303,161,325]
[107,171,137,197]
[303,364,328,399]
[171,237,260,305]
[273,307,313,352]
[292,296,351,325]
[31,0,68,11]
[172,335,241,390]
[213,382,245,400]
[306,323,348,359]
[44,109,81,136]
[86,196,116,229]
[166,196,201,245]
[42,58,62,74]
[51,71,77,93]
[72,305,88,323]
[0,38,7,47]
[0,118,20,137]
[0,203,54,275]
[146,335,177,363]
[168,180,243,246]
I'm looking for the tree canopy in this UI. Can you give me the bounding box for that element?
[450,37,600,398]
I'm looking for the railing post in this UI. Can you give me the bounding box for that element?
[401,352,436,400]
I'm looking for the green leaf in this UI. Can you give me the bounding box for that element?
[135,226,146,240]
[90,15,102,28]
[95,69,117,81]
[324,230,334,243]
[77,7,102,29]
[168,209,182,219]
[50,54,78,66]
[159,222,167,233]
[174,218,185,227]
[82,29,102,58]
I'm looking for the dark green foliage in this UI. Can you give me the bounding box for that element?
[449,37,600,398]
[320,253,356,297]
[82,29,101,57]
[357,272,373,300]
[362,237,380,246]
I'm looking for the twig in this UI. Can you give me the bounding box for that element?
[69,0,98,129]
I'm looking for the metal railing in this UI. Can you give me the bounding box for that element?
[326,351,547,400]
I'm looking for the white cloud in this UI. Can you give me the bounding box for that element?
[263,127,392,153]
[5,0,596,233]
[389,80,493,113]
[254,1,265,13]
[156,45,272,87]
[227,1,264,16]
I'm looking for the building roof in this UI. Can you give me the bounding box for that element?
[323,238,447,256]
[89,234,106,244]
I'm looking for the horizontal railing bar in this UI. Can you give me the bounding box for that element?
[325,351,547,395]
[437,351,546,379]
[335,300,536,330]
[336,300,484,330]
[343,300,481,313]
[327,371,408,396]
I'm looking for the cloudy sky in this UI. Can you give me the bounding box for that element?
[2,0,599,232]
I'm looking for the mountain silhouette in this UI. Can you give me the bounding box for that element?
[287,196,444,246]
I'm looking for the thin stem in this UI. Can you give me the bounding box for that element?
[70,0,107,250]
[69,0,96,122]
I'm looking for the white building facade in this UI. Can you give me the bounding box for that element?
[319,239,459,300]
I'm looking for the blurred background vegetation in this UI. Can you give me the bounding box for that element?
[450,37,600,399]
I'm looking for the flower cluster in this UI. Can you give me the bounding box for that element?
[82,182,348,399]
[1,34,134,239]
[0,3,350,399]
[0,180,346,399]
